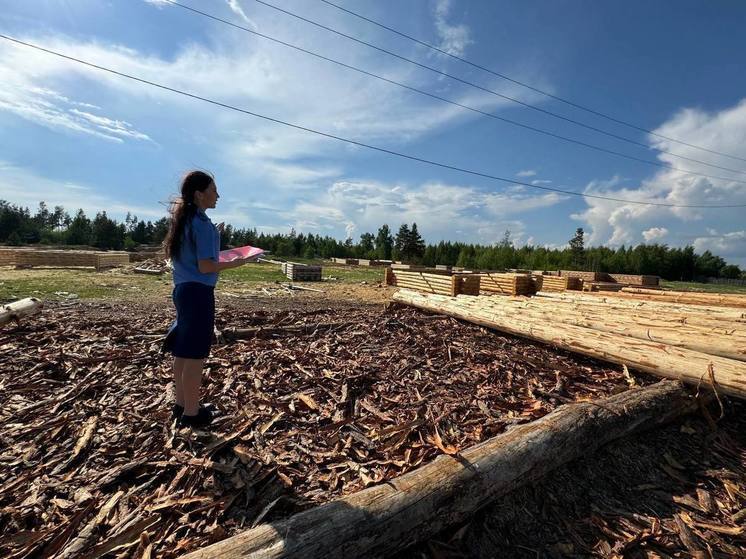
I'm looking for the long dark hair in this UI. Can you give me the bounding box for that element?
[163,170,214,259]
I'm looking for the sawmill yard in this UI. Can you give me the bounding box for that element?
[1,263,745,558]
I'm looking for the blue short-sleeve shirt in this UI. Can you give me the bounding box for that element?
[172,209,220,287]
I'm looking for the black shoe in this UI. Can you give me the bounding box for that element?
[178,406,213,428]
[172,402,216,419]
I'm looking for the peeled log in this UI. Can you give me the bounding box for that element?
[394,291,746,399]
[0,297,42,327]
[455,296,746,361]
[617,287,746,309]
[181,381,697,559]
[536,291,746,322]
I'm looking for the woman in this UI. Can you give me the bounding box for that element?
[163,170,254,427]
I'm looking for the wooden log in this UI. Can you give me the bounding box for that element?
[536,291,746,320]
[393,291,746,399]
[460,296,746,361]
[617,287,746,308]
[181,380,698,559]
[0,297,42,326]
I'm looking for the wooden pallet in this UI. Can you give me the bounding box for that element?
[478,273,534,296]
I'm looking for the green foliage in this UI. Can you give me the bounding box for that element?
[0,199,742,281]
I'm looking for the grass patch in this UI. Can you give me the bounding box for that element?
[660,280,746,294]
[0,261,384,302]
[0,268,171,302]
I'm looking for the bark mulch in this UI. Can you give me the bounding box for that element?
[0,298,670,558]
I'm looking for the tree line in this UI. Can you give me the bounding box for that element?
[0,200,742,280]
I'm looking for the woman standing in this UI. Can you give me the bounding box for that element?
[163,170,254,427]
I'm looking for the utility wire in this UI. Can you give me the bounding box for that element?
[318,0,746,164]
[249,0,746,176]
[2,34,745,208]
[159,0,746,186]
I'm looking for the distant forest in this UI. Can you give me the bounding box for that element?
[0,200,742,281]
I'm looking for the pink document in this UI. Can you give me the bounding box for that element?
[218,245,265,262]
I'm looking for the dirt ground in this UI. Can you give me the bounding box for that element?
[1,287,744,558]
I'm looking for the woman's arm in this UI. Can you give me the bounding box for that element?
[198,257,258,274]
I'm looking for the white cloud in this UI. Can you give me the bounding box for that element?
[642,226,668,242]
[693,230,746,257]
[516,169,537,177]
[531,179,552,185]
[573,99,746,265]
[272,179,565,245]
[433,0,472,57]
[0,162,164,220]
[225,0,257,28]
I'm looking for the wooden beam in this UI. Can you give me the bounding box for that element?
[180,381,697,559]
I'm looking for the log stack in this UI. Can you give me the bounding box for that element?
[609,273,659,286]
[385,269,479,296]
[393,290,746,399]
[535,275,582,292]
[282,262,322,281]
[617,287,746,309]
[479,273,534,296]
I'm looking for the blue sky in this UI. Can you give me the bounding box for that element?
[1,0,745,264]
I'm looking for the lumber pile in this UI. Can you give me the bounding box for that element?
[560,270,605,282]
[479,272,534,296]
[10,249,130,270]
[535,275,582,292]
[536,291,746,320]
[583,281,625,292]
[282,262,322,281]
[182,381,697,559]
[0,248,17,266]
[385,268,479,296]
[609,273,659,286]
[393,290,746,399]
[332,257,357,265]
[616,287,746,308]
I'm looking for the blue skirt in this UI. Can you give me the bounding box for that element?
[164,282,215,359]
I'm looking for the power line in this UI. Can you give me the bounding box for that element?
[2,34,745,209]
[158,0,746,186]
[250,0,746,176]
[318,0,746,164]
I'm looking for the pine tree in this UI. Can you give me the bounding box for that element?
[569,227,585,269]
[393,223,410,261]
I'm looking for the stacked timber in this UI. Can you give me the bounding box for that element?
[386,269,479,296]
[468,295,746,361]
[0,248,17,266]
[283,262,322,281]
[12,249,129,270]
[435,265,452,271]
[609,273,659,286]
[479,273,534,296]
[560,270,606,282]
[583,281,625,292]
[393,290,746,399]
[617,287,746,309]
[332,257,358,265]
[536,275,582,292]
[536,291,746,320]
[94,252,130,270]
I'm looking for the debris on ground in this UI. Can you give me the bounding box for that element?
[0,299,648,558]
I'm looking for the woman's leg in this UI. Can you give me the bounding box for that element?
[173,357,186,407]
[181,357,206,416]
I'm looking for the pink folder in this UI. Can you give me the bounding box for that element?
[218,245,265,262]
